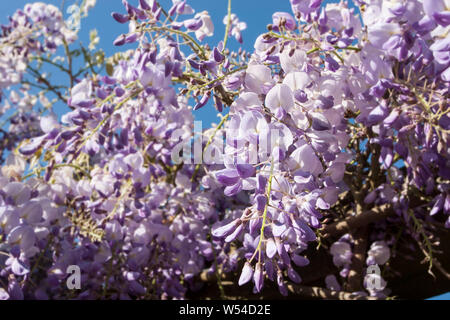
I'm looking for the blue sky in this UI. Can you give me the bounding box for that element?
[1,0,449,300]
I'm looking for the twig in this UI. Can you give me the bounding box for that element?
[347,225,368,292]
[27,66,68,103]
[321,205,393,239]
[222,0,232,50]
[63,39,74,88]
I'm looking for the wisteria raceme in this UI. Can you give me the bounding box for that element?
[0,2,83,164]
[0,0,449,300]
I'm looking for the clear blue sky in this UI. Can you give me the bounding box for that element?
[1,0,449,300]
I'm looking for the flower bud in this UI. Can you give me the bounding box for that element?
[212,218,241,238]
[112,12,130,24]
[238,262,253,286]
[253,263,264,292]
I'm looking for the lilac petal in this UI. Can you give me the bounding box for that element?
[364,190,377,204]
[310,0,321,9]
[441,66,450,82]
[265,84,294,112]
[21,202,43,224]
[256,175,267,194]
[113,34,127,46]
[255,194,267,211]
[294,172,313,184]
[216,169,239,186]
[188,59,200,69]
[380,147,393,169]
[236,163,256,178]
[224,181,243,196]
[325,55,340,72]
[316,197,330,210]
[383,110,400,125]
[184,18,203,31]
[302,201,322,218]
[0,288,9,300]
[413,16,436,34]
[433,11,450,27]
[214,95,223,112]
[291,254,309,267]
[423,0,445,17]
[318,8,328,31]
[367,105,389,125]
[249,217,262,235]
[368,23,400,49]
[430,196,444,216]
[19,135,46,155]
[60,128,79,140]
[112,12,130,23]
[225,223,243,242]
[294,89,308,103]
[193,91,211,110]
[394,142,408,158]
[76,99,95,108]
[327,34,338,44]
[213,47,224,63]
[96,88,108,100]
[238,262,254,286]
[389,3,405,16]
[292,219,316,242]
[115,87,125,97]
[125,33,138,44]
[266,238,277,258]
[8,280,23,300]
[311,112,331,131]
[276,238,291,265]
[265,260,275,281]
[271,222,286,237]
[369,80,386,98]
[129,281,146,295]
[11,259,29,276]
[287,266,302,283]
[40,114,59,133]
[272,12,296,30]
[154,7,162,19]
[325,275,341,291]
[139,0,151,10]
[383,34,401,51]
[203,60,218,73]
[277,271,288,296]
[253,263,264,292]
[212,219,241,237]
[315,95,334,109]
[444,195,450,213]
[430,37,450,52]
